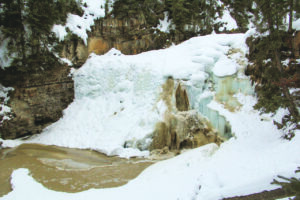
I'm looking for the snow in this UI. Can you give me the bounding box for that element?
[0,85,14,125]
[51,25,67,42]
[157,12,172,33]
[1,33,300,199]
[59,57,73,66]
[0,37,13,69]
[282,58,290,67]
[52,0,110,45]
[212,57,237,77]
[216,9,238,31]
[293,18,300,31]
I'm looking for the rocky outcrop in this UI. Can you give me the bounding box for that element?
[0,65,74,139]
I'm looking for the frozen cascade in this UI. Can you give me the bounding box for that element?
[1,34,252,158]
[187,73,254,139]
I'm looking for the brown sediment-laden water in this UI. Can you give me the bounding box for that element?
[0,143,155,197]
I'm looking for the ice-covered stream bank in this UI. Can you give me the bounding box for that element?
[1,33,300,200]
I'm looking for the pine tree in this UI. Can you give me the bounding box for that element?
[288,0,294,33]
[247,0,300,138]
[222,0,253,31]
[112,0,161,27]
[0,0,80,71]
[272,167,300,199]
[166,0,221,34]
[0,0,27,66]
[171,0,190,31]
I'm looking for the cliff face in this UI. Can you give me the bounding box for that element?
[0,65,74,139]
[61,15,169,66]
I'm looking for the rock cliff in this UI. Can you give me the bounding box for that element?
[61,15,169,66]
[0,65,73,139]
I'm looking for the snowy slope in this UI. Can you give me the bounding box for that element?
[1,32,300,200]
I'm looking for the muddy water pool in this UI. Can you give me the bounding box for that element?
[0,144,155,196]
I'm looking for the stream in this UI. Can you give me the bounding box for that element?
[0,144,155,197]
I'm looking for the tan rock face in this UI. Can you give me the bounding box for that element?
[61,40,88,66]
[88,37,110,55]
[61,15,167,66]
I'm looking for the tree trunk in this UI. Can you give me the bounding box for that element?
[17,0,26,64]
[274,49,299,120]
[265,3,299,121]
[288,0,294,33]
